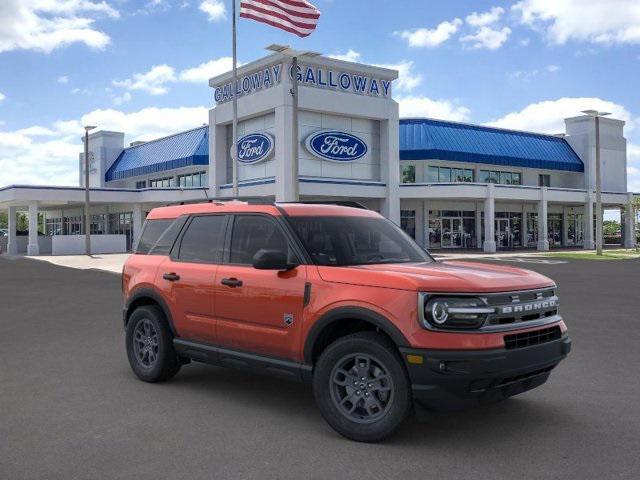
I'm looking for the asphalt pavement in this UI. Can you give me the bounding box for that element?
[1,255,639,480]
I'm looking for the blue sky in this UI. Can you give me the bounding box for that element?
[1,0,639,194]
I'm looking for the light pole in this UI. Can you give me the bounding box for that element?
[83,125,96,255]
[581,110,610,256]
[266,44,320,202]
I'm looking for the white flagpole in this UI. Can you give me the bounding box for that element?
[231,0,239,198]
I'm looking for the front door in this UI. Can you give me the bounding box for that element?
[495,218,512,249]
[155,214,228,344]
[214,214,307,360]
[441,218,463,248]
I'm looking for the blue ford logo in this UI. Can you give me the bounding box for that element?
[305,131,368,162]
[234,133,274,164]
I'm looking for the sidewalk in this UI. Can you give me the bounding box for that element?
[27,253,130,274]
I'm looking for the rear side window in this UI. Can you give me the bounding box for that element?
[177,215,227,263]
[135,219,173,254]
[229,215,292,265]
[149,216,188,256]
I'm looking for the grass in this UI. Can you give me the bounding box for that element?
[544,249,640,260]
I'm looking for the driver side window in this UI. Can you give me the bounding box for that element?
[228,215,293,265]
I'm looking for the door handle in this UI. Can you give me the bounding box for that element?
[163,272,180,282]
[221,277,243,288]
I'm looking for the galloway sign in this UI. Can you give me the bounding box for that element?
[292,64,392,99]
[234,133,275,164]
[305,131,368,163]
[214,64,282,104]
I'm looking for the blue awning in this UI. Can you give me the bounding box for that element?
[105,126,209,182]
[399,118,584,172]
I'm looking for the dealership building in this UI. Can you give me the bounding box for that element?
[0,52,637,255]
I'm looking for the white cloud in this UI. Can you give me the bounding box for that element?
[0,92,5,102]
[0,0,119,54]
[486,97,635,134]
[373,60,422,93]
[113,91,132,105]
[513,0,640,45]
[546,64,560,72]
[0,106,209,187]
[396,19,463,48]
[57,75,69,84]
[466,7,504,27]
[179,57,234,82]
[398,96,471,122]
[328,50,362,63]
[520,38,531,46]
[113,64,177,95]
[461,26,511,50]
[199,0,226,22]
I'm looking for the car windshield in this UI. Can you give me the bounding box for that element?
[287,215,433,266]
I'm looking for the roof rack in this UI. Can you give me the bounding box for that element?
[245,200,369,210]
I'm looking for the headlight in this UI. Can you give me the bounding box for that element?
[422,296,494,330]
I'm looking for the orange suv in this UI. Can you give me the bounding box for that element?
[122,201,571,442]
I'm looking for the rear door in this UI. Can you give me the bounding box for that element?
[214,214,307,360]
[156,214,228,344]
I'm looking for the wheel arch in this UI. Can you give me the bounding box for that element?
[304,307,409,365]
[125,288,176,336]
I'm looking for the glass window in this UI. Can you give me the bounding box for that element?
[150,217,188,255]
[136,219,173,254]
[511,173,522,185]
[288,216,432,266]
[500,171,512,184]
[539,174,550,187]
[135,181,146,189]
[401,165,415,184]
[427,166,439,183]
[400,210,416,239]
[229,215,290,265]
[438,167,451,183]
[178,215,227,263]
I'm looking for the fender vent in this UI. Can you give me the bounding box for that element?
[504,326,562,350]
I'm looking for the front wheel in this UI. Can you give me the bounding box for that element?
[313,332,411,442]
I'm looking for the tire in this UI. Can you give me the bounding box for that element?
[313,331,411,442]
[126,305,181,383]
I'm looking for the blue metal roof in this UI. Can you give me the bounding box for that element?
[399,118,584,172]
[105,126,209,181]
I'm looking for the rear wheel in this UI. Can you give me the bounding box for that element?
[126,305,180,382]
[313,332,411,442]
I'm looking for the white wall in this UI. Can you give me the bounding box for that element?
[52,234,127,255]
[80,131,125,188]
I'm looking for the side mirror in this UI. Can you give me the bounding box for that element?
[252,249,297,271]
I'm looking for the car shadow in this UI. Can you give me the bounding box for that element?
[145,361,581,446]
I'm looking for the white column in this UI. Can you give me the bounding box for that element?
[562,207,570,247]
[624,193,636,248]
[483,185,496,253]
[27,203,40,256]
[584,195,595,249]
[7,206,18,255]
[422,200,429,249]
[537,187,549,251]
[380,118,401,225]
[274,104,295,202]
[132,204,144,249]
[475,202,483,250]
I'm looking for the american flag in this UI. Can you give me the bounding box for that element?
[240,0,321,38]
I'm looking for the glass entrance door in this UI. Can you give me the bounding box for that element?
[441,218,463,248]
[495,218,513,249]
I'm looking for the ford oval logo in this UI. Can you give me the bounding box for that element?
[305,131,368,162]
[234,133,274,164]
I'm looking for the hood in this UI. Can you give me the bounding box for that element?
[316,260,555,293]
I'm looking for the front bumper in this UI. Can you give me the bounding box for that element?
[400,335,571,411]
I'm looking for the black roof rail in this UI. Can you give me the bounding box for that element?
[246,200,370,210]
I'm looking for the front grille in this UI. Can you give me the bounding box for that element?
[504,326,562,350]
[484,288,559,327]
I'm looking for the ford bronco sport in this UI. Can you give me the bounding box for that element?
[122,201,571,442]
